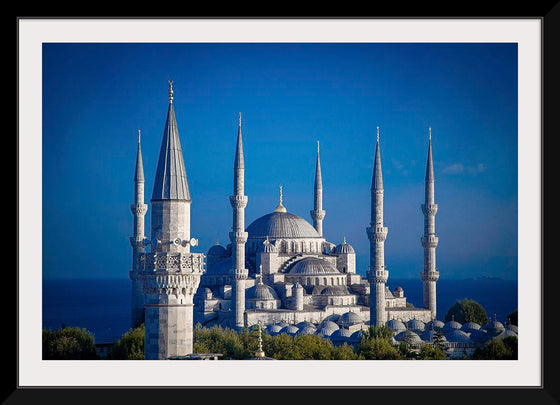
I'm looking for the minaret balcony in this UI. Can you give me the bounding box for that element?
[366,226,388,242]
[310,209,326,221]
[421,203,438,216]
[229,231,248,244]
[366,269,388,283]
[421,270,440,282]
[231,268,249,280]
[421,235,439,248]
[138,252,205,274]
[229,195,248,209]
[130,203,148,216]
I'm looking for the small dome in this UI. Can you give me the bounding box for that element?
[296,326,317,336]
[338,311,363,327]
[395,330,423,345]
[483,319,505,336]
[444,329,471,343]
[386,319,407,333]
[426,320,445,330]
[207,243,227,256]
[500,329,518,338]
[329,328,353,341]
[279,325,299,336]
[296,321,316,329]
[461,322,481,333]
[506,324,519,333]
[333,238,355,254]
[322,314,341,323]
[316,321,339,337]
[348,329,365,343]
[407,319,426,333]
[420,329,447,343]
[246,281,279,301]
[274,320,289,328]
[469,329,490,343]
[289,257,340,276]
[442,320,463,333]
[266,324,283,335]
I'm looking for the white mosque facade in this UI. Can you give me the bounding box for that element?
[128,83,516,359]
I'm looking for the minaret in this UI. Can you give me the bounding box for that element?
[139,81,204,359]
[229,112,249,330]
[366,127,389,327]
[129,130,148,328]
[311,141,326,236]
[421,127,440,320]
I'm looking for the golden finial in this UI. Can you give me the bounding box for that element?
[274,185,287,213]
[255,321,265,358]
[168,80,174,103]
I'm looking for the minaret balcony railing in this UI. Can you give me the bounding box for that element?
[229,231,248,244]
[310,209,326,221]
[421,203,438,217]
[231,268,249,280]
[130,203,148,217]
[140,272,202,302]
[138,252,205,274]
[366,226,388,242]
[366,269,388,283]
[421,235,439,248]
[229,195,248,209]
[421,270,440,282]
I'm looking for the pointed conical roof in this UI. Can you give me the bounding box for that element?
[371,127,383,190]
[151,82,191,201]
[234,113,244,170]
[425,127,435,182]
[314,141,322,189]
[134,130,144,183]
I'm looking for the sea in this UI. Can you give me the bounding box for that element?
[42,277,518,344]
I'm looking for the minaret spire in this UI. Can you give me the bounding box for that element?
[421,127,439,319]
[139,83,204,359]
[366,126,389,327]
[230,112,249,330]
[311,140,326,236]
[129,129,148,328]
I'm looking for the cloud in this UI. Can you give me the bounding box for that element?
[442,162,485,176]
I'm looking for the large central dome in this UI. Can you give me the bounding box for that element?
[246,211,321,239]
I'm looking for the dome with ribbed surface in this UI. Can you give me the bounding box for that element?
[444,329,471,343]
[386,319,407,333]
[288,257,340,275]
[461,322,481,333]
[332,238,355,254]
[338,311,363,327]
[246,281,279,301]
[246,211,321,239]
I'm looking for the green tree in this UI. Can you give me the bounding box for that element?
[43,326,98,360]
[357,326,402,360]
[507,310,518,326]
[445,299,488,325]
[107,324,145,360]
[417,344,446,360]
[472,336,518,360]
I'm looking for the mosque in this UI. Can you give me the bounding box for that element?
[128,82,516,360]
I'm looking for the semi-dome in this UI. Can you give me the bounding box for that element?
[288,257,340,275]
[246,211,321,239]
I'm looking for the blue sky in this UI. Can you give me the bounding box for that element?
[42,42,518,280]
